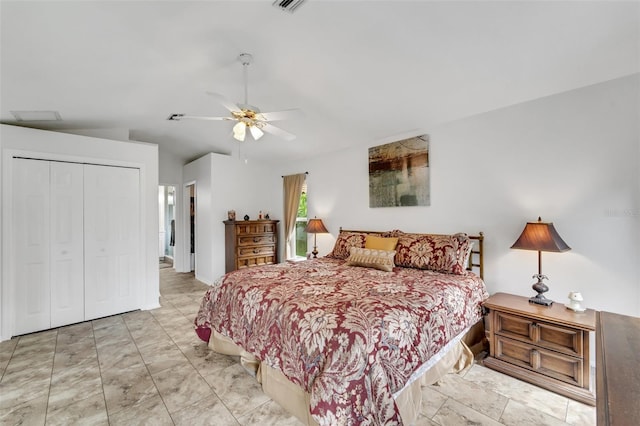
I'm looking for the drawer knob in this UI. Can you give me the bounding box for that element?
[253,249,259,254]
[253,237,260,242]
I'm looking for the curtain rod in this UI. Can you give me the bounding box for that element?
[281,171,309,178]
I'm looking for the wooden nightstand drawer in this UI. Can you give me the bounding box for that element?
[495,335,583,386]
[496,311,583,357]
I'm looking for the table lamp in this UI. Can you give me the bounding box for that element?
[305,217,328,258]
[511,217,571,306]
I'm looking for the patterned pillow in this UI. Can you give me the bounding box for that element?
[326,232,369,259]
[394,232,471,275]
[454,233,473,273]
[346,247,396,272]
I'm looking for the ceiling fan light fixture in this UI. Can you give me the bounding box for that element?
[233,122,247,141]
[250,125,264,141]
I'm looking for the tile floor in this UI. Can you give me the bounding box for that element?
[0,267,596,425]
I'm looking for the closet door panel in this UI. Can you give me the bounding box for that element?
[13,159,51,335]
[84,165,140,320]
[50,162,85,328]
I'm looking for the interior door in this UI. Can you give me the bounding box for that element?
[12,159,51,335]
[84,164,140,320]
[50,161,85,327]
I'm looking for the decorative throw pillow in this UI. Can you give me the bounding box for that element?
[346,247,396,272]
[454,233,473,274]
[326,232,370,259]
[394,233,470,274]
[365,235,399,251]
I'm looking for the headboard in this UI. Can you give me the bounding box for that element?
[338,228,485,280]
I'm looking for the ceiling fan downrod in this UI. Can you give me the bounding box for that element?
[238,53,253,107]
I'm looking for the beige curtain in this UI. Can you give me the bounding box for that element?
[283,173,306,259]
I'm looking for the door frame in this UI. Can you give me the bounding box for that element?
[183,181,196,273]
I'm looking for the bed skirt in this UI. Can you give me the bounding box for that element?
[208,320,485,425]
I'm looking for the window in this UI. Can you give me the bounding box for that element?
[294,183,308,258]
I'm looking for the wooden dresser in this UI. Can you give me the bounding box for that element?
[596,311,640,425]
[483,292,596,405]
[224,220,279,273]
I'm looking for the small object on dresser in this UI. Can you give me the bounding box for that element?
[265,212,270,219]
[259,210,263,219]
[566,291,586,312]
[227,210,236,221]
[244,214,250,221]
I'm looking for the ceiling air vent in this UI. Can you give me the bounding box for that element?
[10,110,62,122]
[272,0,306,13]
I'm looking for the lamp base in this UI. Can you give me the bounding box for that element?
[529,274,553,306]
[529,294,554,306]
[311,247,319,258]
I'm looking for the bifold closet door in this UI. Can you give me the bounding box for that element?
[50,162,85,328]
[12,159,51,335]
[84,165,140,320]
[12,160,85,335]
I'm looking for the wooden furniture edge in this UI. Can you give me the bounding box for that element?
[596,310,640,426]
[483,292,596,331]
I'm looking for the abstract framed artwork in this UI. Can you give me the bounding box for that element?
[368,134,430,207]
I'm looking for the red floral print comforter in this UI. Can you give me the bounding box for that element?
[195,258,488,425]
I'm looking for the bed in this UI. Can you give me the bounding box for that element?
[195,229,489,425]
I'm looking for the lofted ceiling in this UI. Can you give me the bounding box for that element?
[1,1,638,164]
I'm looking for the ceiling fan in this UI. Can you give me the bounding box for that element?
[168,53,301,142]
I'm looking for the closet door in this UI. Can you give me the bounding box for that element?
[84,165,140,320]
[50,162,85,327]
[12,159,51,335]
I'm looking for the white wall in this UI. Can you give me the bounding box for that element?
[0,124,160,341]
[275,74,640,317]
[181,153,280,284]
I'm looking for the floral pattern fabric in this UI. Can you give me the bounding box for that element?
[326,232,380,259]
[385,231,471,274]
[195,258,488,425]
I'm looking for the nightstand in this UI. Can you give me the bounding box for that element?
[483,292,596,406]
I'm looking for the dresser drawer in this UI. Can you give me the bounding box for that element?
[495,335,583,386]
[238,234,276,246]
[235,222,277,235]
[495,311,583,357]
[238,244,275,257]
[236,254,277,269]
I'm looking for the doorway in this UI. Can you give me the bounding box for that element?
[186,183,195,272]
[159,185,176,269]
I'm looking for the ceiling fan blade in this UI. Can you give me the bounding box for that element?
[169,114,235,121]
[257,108,303,122]
[206,91,241,113]
[261,122,296,141]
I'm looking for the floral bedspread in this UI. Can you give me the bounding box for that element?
[195,258,488,425]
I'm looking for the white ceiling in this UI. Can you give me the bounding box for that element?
[1,1,638,164]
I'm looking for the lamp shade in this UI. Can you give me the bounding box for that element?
[511,217,571,253]
[305,217,329,234]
